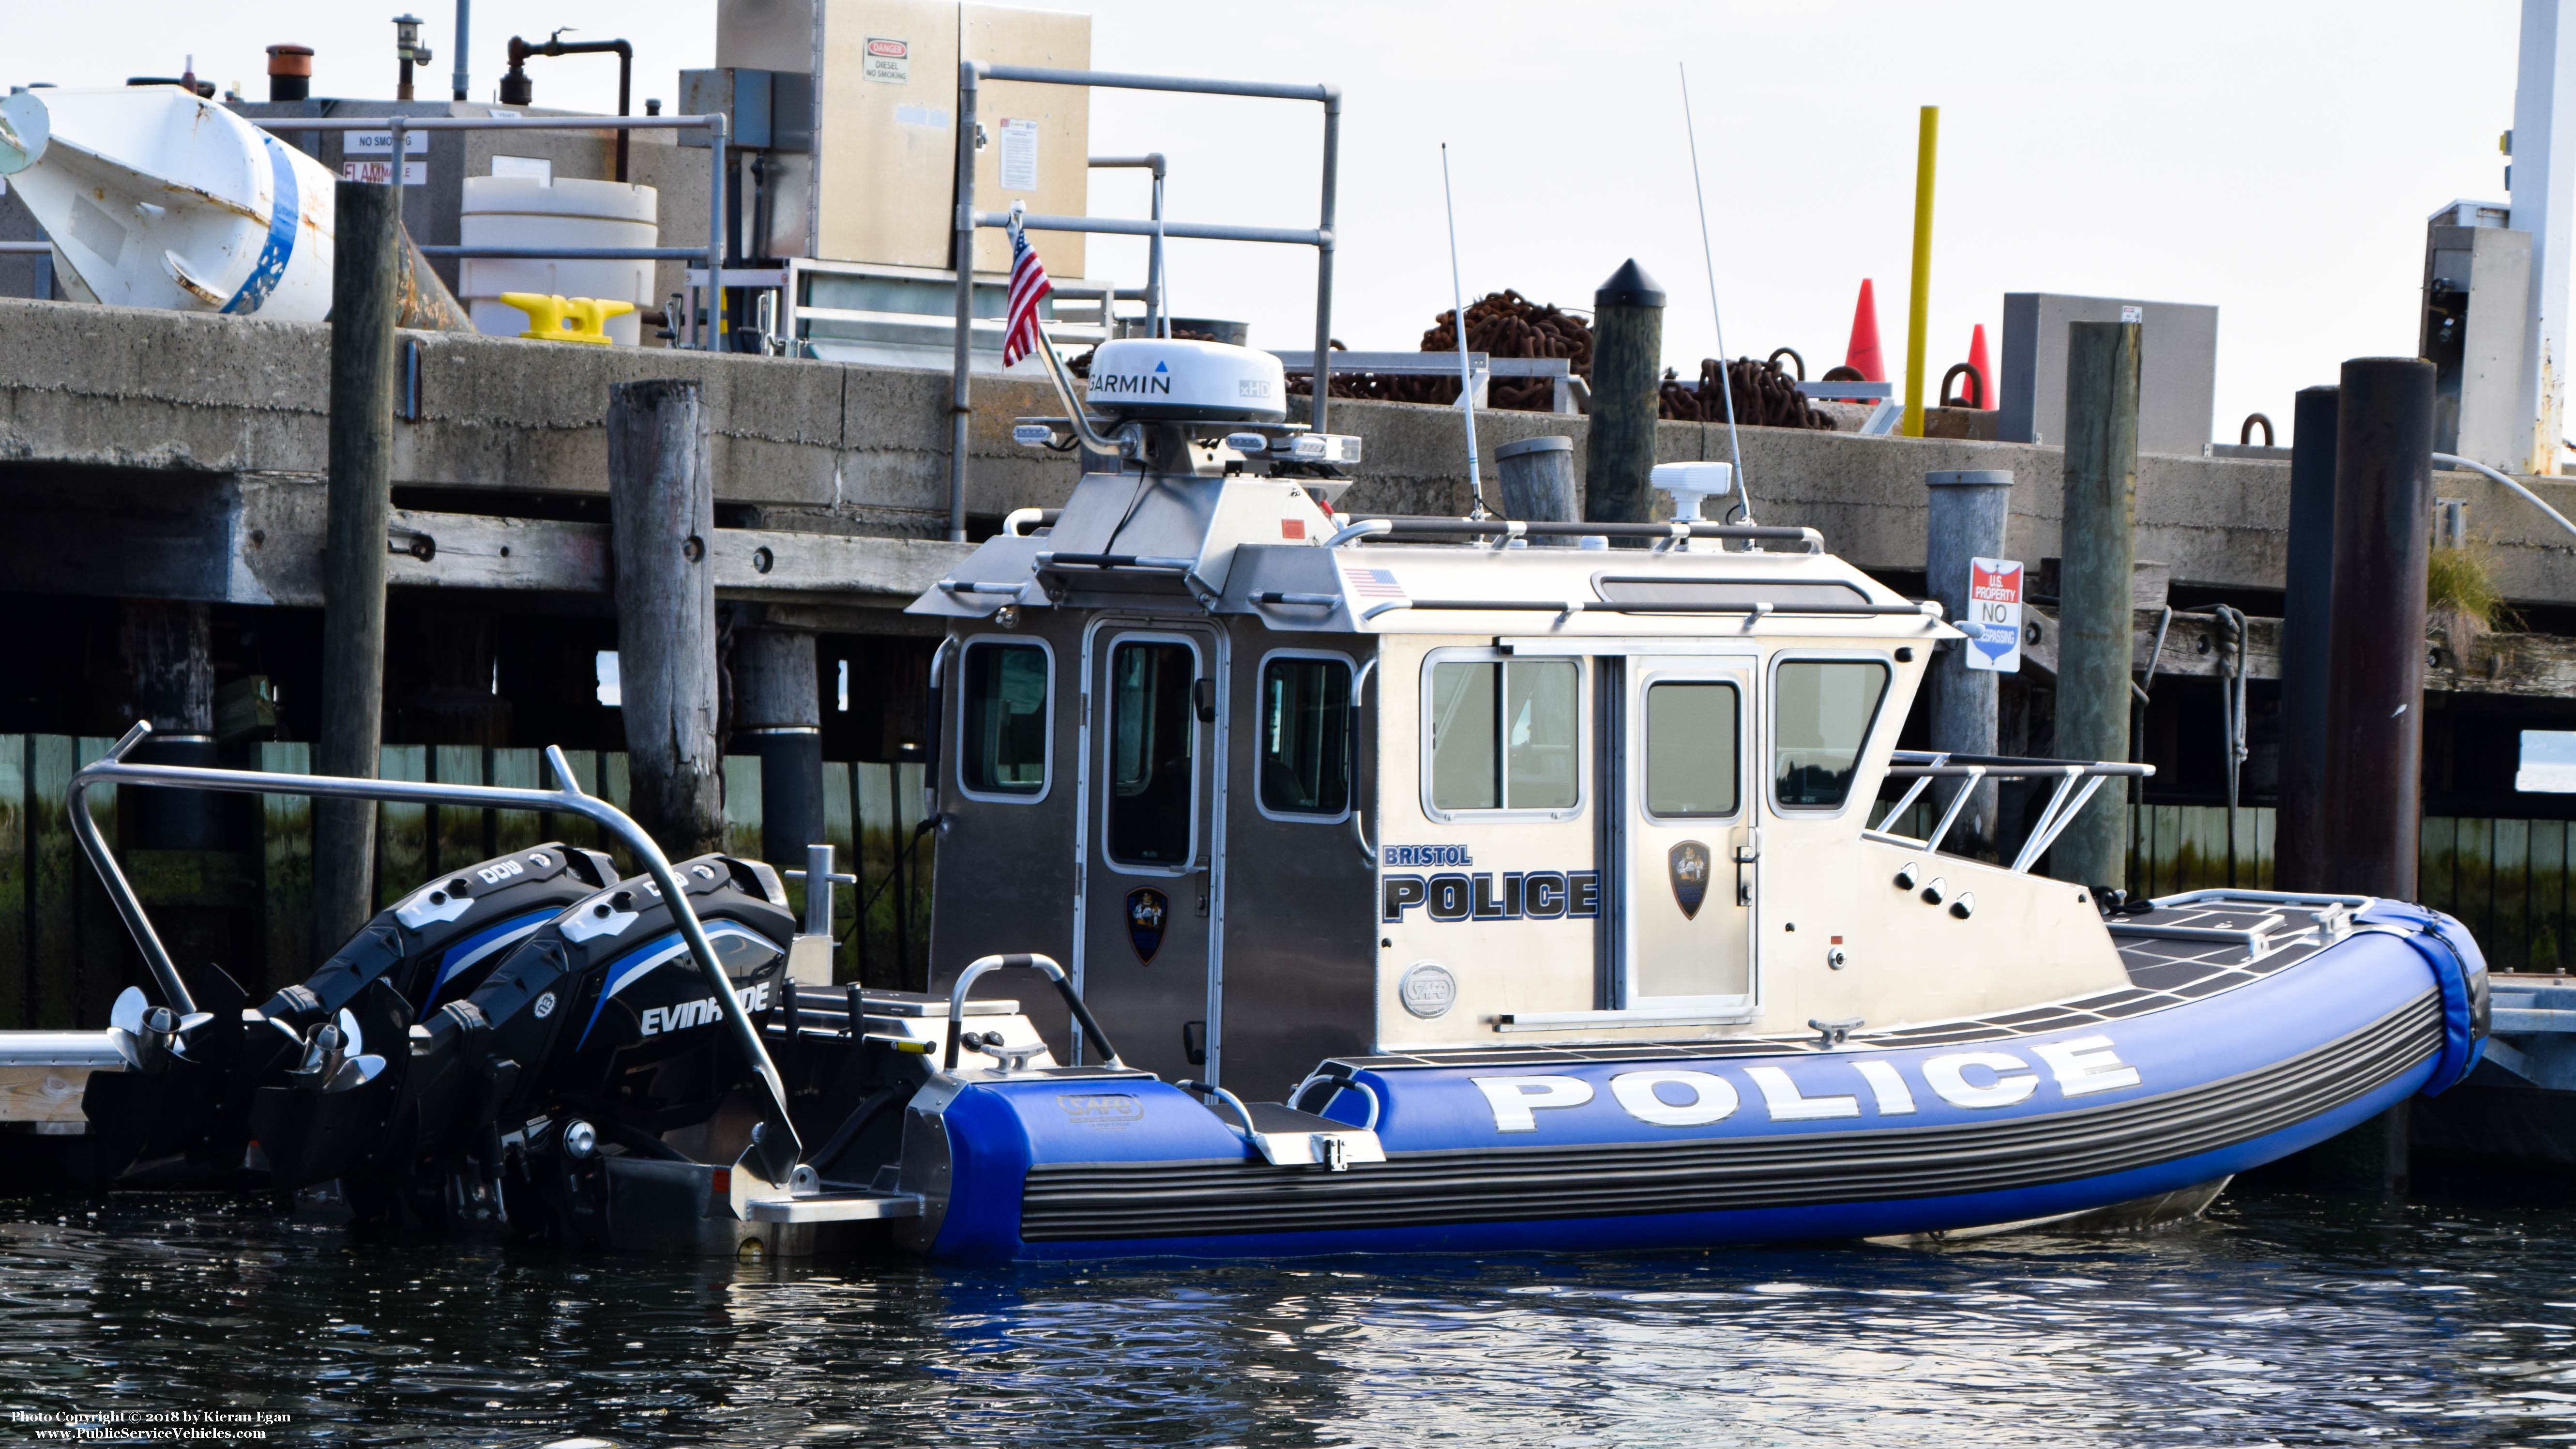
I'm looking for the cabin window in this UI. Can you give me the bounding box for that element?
[1645,681,1740,817]
[1426,656,1580,814]
[958,641,1050,799]
[1259,655,1352,817]
[1106,639,1198,867]
[1772,659,1891,810]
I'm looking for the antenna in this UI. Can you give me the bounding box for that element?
[1679,62,1752,530]
[1440,143,1491,519]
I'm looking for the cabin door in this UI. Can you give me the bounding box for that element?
[1076,623,1223,1081]
[1620,654,1759,1010]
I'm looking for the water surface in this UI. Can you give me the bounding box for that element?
[0,1190,2569,1446]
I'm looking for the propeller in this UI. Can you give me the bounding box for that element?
[105,986,216,1073]
[285,1008,382,1093]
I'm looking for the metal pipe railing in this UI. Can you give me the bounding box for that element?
[1087,153,1166,336]
[947,62,1339,541]
[255,112,727,349]
[67,720,802,1178]
[1872,749,2155,874]
[2432,451,2576,545]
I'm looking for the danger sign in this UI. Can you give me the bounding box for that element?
[1963,557,2023,673]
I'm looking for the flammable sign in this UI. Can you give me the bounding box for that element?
[1963,557,2023,673]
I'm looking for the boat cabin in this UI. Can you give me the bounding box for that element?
[910,346,2136,1100]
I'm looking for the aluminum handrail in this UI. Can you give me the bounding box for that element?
[948,61,1340,540]
[1870,748,2154,875]
[943,952,1124,1071]
[1343,517,1825,550]
[415,245,704,259]
[254,112,727,350]
[67,720,803,1180]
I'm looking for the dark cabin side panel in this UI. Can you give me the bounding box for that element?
[1216,624,1378,1098]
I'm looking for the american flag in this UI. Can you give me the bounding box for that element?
[1001,214,1054,368]
[1343,566,1406,599]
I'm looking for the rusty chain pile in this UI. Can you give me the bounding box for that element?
[1659,357,1833,430]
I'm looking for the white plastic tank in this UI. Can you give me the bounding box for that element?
[0,86,335,320]
[459,175,657,347]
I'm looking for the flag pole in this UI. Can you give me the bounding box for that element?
[1440,143,1489,518]
[1680,62,1750,530]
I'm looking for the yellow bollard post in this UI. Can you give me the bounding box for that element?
[1901,105,1940,439]
[500,292,637,345]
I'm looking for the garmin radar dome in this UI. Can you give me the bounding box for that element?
[1082,337,1288,424]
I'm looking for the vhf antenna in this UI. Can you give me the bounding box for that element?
[1680,62,1752,532]
[1440,143,1491,519]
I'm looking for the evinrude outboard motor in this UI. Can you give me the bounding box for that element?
[88,842,615,1186]
[232,843,616,1195]
[347,854,799,1240]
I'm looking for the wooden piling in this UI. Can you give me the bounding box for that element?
[2321,358,2436,900]
[315,180,403,948]
[258,741,314,991]
[607,379,726,859]
[27,736,75,1027]
[375,744,427,909]
[1585,261,1666,526]
[119,600,217,850]
[0,737,23,1029]
[2053,320,2141,890]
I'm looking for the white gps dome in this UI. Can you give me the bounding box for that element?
[1081,338,1288,424]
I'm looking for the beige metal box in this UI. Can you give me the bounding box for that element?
[717,0,1088,276]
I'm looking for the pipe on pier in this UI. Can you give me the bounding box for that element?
[1924,469,2012,852]
[2273,384,2341,892]
[734,627,824,877]
[2320,358,2435,900]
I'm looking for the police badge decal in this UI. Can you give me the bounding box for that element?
[1668,840,1712,920]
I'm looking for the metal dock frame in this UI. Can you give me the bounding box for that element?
[946,61,1341,540]
[66,720,804,1182]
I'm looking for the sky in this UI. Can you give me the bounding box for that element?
[4,1,2531,438]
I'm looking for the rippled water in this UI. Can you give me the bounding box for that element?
[1,1189,2572,1446]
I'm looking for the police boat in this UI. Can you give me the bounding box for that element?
[877,330,2490,1260]
[43,328,2488,1261]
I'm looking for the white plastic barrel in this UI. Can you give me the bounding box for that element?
[459,175,657,347]
[0,86,335,320]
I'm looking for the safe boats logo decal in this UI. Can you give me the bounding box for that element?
[1470,1037,2142,1131]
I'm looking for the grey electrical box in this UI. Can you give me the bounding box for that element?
[1999,293,2219,456]
[2421,199,2532,473]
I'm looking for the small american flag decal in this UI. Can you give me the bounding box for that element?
[1343,566,1405,599]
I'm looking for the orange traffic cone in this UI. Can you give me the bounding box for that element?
[1966,323,1994,408]
[1843,279,1885,382]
